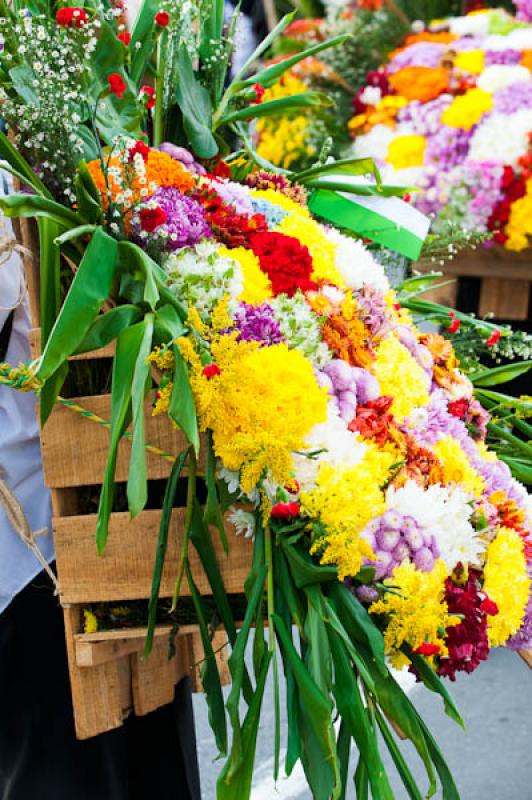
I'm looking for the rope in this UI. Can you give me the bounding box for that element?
[0,477,59,592]
[0,362,177,464]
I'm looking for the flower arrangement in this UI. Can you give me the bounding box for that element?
[0,1,531,799]
[349,8,532,250]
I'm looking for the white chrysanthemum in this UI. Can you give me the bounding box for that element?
[493,28,532,51]
[360,86,382,106]
[291,404,367,492]
[448,11,491,36]
[270,292,332,368]
[325,228,390,294]
[385,480,485,571]
[477,65,531,93]
[352,124,395,162]
[229,507,255,539]
[380,164,425,190]
[469,110,532,166]
[164,242,243,320]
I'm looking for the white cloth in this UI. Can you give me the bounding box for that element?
[0,200,54,614]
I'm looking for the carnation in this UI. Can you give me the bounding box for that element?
[249,231,316,296]
[325,228,390,294]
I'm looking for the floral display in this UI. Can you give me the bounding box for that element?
[0,1,531,798]
[350,8,532,249]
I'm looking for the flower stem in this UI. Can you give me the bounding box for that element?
[153,32,166,147]
[171,449,197,611]
[265,523,281,779]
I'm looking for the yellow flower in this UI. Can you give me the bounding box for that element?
[303,444,396,579]
[371,335,430,422]
[504,179,532,251]
[454,50,485,74]
[441,88,493,130]
[387,135,426,169]
[256,75,315,168]
[483,527,530,646]
[434,435,485,496]
[147,346,175,371]
[221,245,273,305]
[83,609,98,634]
[369,560,460,668]
[250,188,310,217]
[183,337,328,493]
[275,210,345,287]
[153,383,173,416]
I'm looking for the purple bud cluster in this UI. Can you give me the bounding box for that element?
[362,510,440,580]
[231,303,284,346]
[158,142,207,175]
[317,360,379,422]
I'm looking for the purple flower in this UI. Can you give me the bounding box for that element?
[212,179,255,216]
[494,81,532,114]
[425,125,472,171]
[452,36,485,51]
[355,286,390,336]
[515,0,532,21]
[141,187,211,251]
[485,49,522,66]
[388,42,447,72]
[231,303,284,345]
[507,584,532,651]
[397,95,453,136]
[362,511,439,579]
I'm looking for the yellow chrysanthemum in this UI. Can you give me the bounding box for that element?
[250,188,310,217]
[256,75,314,169]
[387,135,427,169]
[434,435,485,496]
[454,50,485,74]
[275,212,345,287]
[504,179,532,251]
[476,440,498,463]
[483,527,530,647]
[83,609,98,634]
[183,337,327,493]
[303,444,397,580]
[219,246,272,305]
[369,560,460,668]
[441,88,493,130]
[371,335,430,422]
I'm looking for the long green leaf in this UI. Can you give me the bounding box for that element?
[175,46,219,158]
[470,360,532,387]
[203,430,228,553]
[281,537,337,588]
[337,721,351,800]
[498,455,532,484]
[127,314,154,518]
[37,216,61,350]
[229,11,296,85]
[117,241,160,309]
[0,192,84,228]
[144,446,191,656]
[354,756,370,800]
[375,708,424,800]
[415,714,461,800]
[221,93,333,126]
[169,343,200,453]
[74,305,142,354]
[295,156,381,185]
[329,582,387,674]
[0,131,51,197]
[408,651,464,728]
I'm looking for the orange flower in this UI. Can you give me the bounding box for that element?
[87,149,195,209]
[388,66,449,103]
[522,50,532,71]
[322,313,374,368]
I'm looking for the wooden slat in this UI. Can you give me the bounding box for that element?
[518,649,532,669]
[478,278,530,320]
[131,635,187,716]
[75,624,201,667]
[55,508,252,604]
[418,247,532,281]
[41,394,205,488]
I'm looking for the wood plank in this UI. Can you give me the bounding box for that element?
[478,278,530,320]
[41,394,205,488]
[55,508,252,604]
[131,635,185,716]
[417,247,532,282]
[518,649,532,670]
[76,625,197,667]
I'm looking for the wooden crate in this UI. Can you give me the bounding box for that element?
[416,247,532,321]
[16,221,253,740]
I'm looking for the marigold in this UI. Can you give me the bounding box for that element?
[433,435,485,496]
[483,527,530,646]
[371,336,430,422]
[387,135,427,169]
[441,88,493,130]
[369,560,460,668]
[388,66,449,103]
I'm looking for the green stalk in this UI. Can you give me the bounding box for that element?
[153,31,167,147]
[265,524,281,779]
[171,449,197,611]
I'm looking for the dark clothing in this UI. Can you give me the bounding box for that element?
[0,572,201,800]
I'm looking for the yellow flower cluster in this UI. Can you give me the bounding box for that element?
[302,445,397,579]
[369,560,460,668]
[256,75,315,169]
[434,435,485,496]
[504,178,532,251]
[220,246,273,304]
[454,50,485,74]
[275,210,345,287]
[441,88,493,130]
[483,527,530,646]
[251,188,310,216]
[371,335,430,422]
[387,134,427,169]
[182,335,328,493]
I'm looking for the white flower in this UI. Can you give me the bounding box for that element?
[359,86,382,107]
[270,292,332,368]
[385,481,485,571]
[448,11,491,37]
[325,228,390,294]
[352,124,395,162]
[477,65,531,94]
[469,110,532,166]
[229,507,255,539]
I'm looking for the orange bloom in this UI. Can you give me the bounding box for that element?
[87,149,195,209]
[322,313,374,368]
[388,66,449,103]
[522,50,532,70]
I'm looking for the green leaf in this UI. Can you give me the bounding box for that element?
[127,314,154,518]
[337,721,351,800]
[186,561,228,757]
[354,756,370,800]
[415,715,461,800]
[374,708,424,800]
[329,582,387,674]
[117,241,159,309]
[203,430,229,554]
[175,46,219,158]
[221,92,333,126]
[295,156,381,185]
[37,228,118,382]
[130,0,158,85]
[470,360,532,387]
[74,305,142,354]
[0,131,51,197]
[169,343,200,454]
[144,446,191,656]
[305,177,407,197]
[0,192,85,228]
[39,363,68,427]
[54,224,97,246]
[241,34,351,89]
[408,651,464,729]
[37,216,61,349]
[229,11,296,86]
[281,537,337,588]
[9,64,39,105]
[74,173,103,225]
[497,455,532,485]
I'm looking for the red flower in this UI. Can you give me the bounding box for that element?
[480,597,498,616]
[348,395,395,445]
[203,364,222,379]
[212,160,231,179]
[252,83,265,104]
[248,231,316,296]
[154,10,170,26]
[448,398,469,419]
[128,140,150,162]
[139,206,167,232]
[107,73,127,99]
[413,642,441,657]
[447,318,460,334]
[140,85,156,109]
[118,31,131,45]
[56,6,88,27]
[193,187,268,247]
[486,330,501,348]
[271,502,300,520]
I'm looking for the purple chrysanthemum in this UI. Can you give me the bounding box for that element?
[485,49,523,65]
[387,41,447,72]
[506,585,532,651]
[143,187,211,251]
[425,125,473,171]
[493,81,532,114]
[231,302,284,345]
